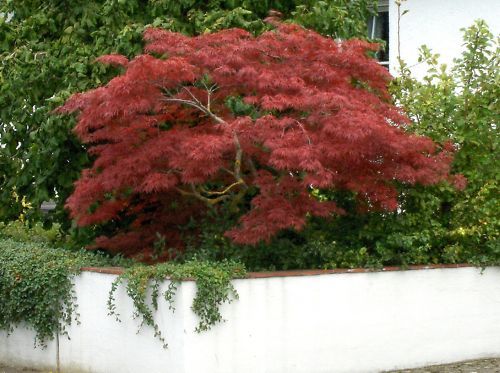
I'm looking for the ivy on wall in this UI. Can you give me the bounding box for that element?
[0,238,110,345]
[108,260,245,348]
[0,227,245,348]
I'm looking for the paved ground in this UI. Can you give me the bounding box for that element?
[0,367,41,373]
[2,358,500,372]
[387,358,500,373]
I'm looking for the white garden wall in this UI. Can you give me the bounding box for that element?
[1,266,500,373]
[388,0,500,78]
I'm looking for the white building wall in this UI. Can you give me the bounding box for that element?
[1,267,500,373]
[389,0,500,78]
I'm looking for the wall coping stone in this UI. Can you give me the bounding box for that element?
[80,263,476,280]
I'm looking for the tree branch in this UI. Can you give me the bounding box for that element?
[162,96,225,124]
[200,180,244,196]
[295,120,312,145]
[232,133,244,181]
[164,85,251,200]
[246,158,258,178]
[175,184,230,206]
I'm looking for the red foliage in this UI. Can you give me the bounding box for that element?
[58,23,460,260]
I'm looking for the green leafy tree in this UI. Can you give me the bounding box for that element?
[391,20,499,264]
[0,0,377,229]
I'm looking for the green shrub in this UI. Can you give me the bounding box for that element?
[0,220,61,244]
[0,238,117,345]
[390,20,499,264]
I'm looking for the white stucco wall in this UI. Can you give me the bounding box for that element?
[1,266,500,373]
[388,0,500,78]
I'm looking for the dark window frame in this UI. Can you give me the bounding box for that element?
[368,0,390,66]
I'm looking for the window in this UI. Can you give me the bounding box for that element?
[367,0,389,66]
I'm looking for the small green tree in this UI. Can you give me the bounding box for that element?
[391,20,499,263]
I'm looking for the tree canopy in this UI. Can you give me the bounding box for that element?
[0,0,377,227]
[57,24,460,259]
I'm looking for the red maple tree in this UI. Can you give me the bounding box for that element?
[58,23,461,260]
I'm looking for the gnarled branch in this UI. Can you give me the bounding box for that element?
[164,85,252,205]
[175,184,230,206]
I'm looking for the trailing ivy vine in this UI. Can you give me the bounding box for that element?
[0,238,116,346]
[107,260,246,348]
[0,222,245,347]
[0,224,245,349]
